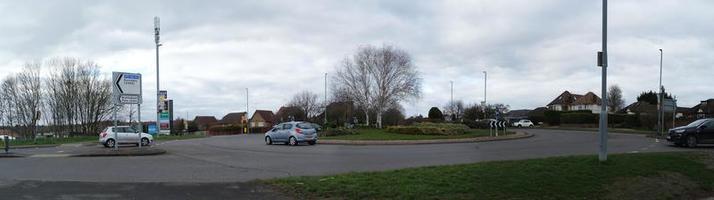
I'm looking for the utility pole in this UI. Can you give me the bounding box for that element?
[154,16,161,138]
[483,71,487,105]
[658,49,663,137]
[246,88,249,134]
[324,73,328,125]
[598,0,609,162]
[450,81,454,103]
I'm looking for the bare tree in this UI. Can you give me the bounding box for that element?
[0,76,19,127]
[608,85,624,113]
[334,45,421,128]
[15,62,43,138]
[444,100,465,122]
[288,90,320,120]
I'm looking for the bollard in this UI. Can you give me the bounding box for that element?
[4,135,8,153]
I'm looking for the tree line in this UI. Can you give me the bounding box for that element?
[0,57,117,138]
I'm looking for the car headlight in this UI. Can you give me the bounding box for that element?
[674,129,685,134]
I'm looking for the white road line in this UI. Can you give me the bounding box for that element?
[29,154,71,158]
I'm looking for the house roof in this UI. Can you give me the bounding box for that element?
[193,116,218,126]
[693,99,714,114]
[547,91,584,106]
[572,92,601,105]
[251,110,275,123]
[220,112,246,124]
[621,101,656,113]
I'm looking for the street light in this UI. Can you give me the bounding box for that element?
[482,71,487,105]
[658,49,663,137]
[324,73,328,125]
[154,16,161,138]
[597,0,609,162]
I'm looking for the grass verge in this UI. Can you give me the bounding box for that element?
[321,128,510,140]
[0,136,96,148]
[268,152,714,200]
[539,126,656,135]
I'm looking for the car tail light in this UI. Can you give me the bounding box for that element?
[295,128,302,134]
[101,132,107,138]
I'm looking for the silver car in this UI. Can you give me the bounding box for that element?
[265,121,318,146]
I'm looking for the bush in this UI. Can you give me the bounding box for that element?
[387,122,469,135]
[561,112,598,124]
[463,120,490,129]
[623,114,641,128]
[321,127,357,137]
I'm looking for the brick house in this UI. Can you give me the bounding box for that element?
[547,91,602,113]
[193,116,218,131]
[250,110,275,132]
[692,99,714,119]
[219,112,247,126]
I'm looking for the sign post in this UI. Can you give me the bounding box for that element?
[112,72,143,149]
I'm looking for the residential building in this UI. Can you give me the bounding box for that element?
[219,112,247,125]
[547,91,602,113]
[692,99,714,119]
[193,116,218,131]
[250,110,275,132]
[275,106,303,122]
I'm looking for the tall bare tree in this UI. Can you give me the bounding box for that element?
[0,76,19,127]
[15,62,43,138]
[608,85,624,113]
[288,90,320,120]
[334,45,421,128]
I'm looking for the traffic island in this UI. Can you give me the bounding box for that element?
[320,131,533,145]
[69,147,167,157]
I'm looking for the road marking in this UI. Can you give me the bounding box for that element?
[628,151,639,154]
[30,154,71,158]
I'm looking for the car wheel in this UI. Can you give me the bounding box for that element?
[517,125,522,128]
[265,136,273,145]
[141,138,150,146]
[529,125,534,128]
[308,141,316,145]
[289,137,297,146]
[687,135,698,148]
[106,139,116,148]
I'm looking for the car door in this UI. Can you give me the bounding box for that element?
[700,120,714,143]
[281,123,293,140]
[270,124,282,141]
[126,127,141,143]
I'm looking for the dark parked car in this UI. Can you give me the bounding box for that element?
[667,118,714,147]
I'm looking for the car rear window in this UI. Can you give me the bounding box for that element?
[296,123,313,129]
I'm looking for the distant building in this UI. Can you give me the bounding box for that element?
[219,112,247,125]
[692,99,714,119]
[275,106,303,122]
[250,110,275,132]
[193,116,218,131]
[547,91,602,113]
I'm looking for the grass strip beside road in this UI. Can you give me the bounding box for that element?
[0,136,96,148]
[321,128,509,141]
[540,126,656,135]
[269,152,714,199]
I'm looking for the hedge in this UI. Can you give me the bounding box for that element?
[387,122,469,135]
[320,128,357,137]
[561,112,598,124]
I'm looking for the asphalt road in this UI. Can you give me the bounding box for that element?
[0,129,699,199]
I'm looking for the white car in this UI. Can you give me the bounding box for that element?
[512,119,535,128]
[99,126,153,148]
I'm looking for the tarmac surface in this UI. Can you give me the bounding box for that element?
[0,129,700,199]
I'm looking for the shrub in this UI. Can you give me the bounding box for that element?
[623,114,641,128]
[428,107,443,120]
[463,120,490,129]
[208,125,245,135]
[387,122,469,135]
[321,127,357,137]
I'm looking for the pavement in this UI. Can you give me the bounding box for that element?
[0,129,705,199]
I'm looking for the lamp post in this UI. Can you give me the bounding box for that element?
[154,16,162,138]
[246,88,249,134]
[324,73,328,125]
[598,0,609,162]
[658,49,663,137]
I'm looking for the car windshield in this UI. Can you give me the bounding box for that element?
[686,119,709,127]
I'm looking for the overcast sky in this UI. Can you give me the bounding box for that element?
[1,0,712,120]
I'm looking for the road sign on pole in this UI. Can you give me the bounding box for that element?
[112,72,142,105]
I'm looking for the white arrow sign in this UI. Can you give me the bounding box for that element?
[112,72,142,105]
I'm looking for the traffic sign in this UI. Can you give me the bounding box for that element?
[112,72,142,105]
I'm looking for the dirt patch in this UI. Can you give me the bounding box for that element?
[605,172,709,200]
[696,151,714,170]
